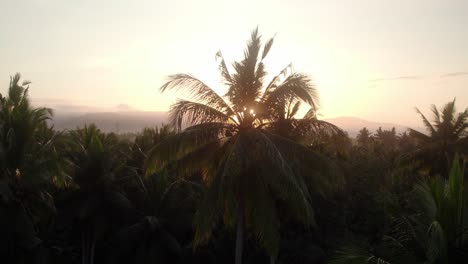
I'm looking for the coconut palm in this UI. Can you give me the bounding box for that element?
[59,124,143,264]
[146,28,340,264]
[374,127,398,148]
[0,73,64,185]
[356,127,372,148]
[65,124,127,188]
[0,73,67,263]
[409,99,468,177]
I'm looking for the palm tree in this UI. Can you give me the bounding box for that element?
[146,28,336,263]
[65,124,125,188]
[0,74,62,184]
[0,73,67,263]
[127,126,174,177]
[356,127,372,148]
[374,127,398,147]
[409,99,468,177]
[59,124,143,264]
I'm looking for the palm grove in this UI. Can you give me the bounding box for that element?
[1,29,467,264]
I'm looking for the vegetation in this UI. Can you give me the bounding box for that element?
[0,30,467,264]
[409,100,468,177]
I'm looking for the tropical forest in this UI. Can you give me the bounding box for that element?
[1,28,467,264]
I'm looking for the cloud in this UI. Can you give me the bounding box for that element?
[440,72,468,78]
[369,75,422,82]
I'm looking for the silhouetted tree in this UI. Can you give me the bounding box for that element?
[409,99,468,177]
[0,73,66,263]
[146,28,337,264]
[356,127,372,148]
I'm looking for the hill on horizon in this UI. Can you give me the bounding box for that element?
[49,111,420,137]
[51,111,168,133]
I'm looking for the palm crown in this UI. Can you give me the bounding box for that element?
[409,99,468,176]
[0,73,65,190]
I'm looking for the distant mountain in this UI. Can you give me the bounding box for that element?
[324,116,413,137]
[51,111,168,133]
[50,110,420,137]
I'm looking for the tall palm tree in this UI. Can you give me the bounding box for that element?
[409,99,468,177]
[146,28,336,264]
[0,74,61,184]
[0,73,67,263]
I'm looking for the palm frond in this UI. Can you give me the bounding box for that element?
[165,139,226,179]
[447,156,464,231]
[215,50,233,85]
[262,63,293,100]
[145,123,232,176]
[329,244,393,264]
[227,28,269,108]
[193,172,223,246]
[452,109,468,136]
[168,99,234,130]
[426,221,447,263]
[415,108,436,136]
[430,104,441,125]
[244,27,261,65]
[296,118,345,138]
[261,35,275,60]
[303,107,317,120]
[8,73,24,106]
[265,73,318,109]
[414,181,438,221]
[287,101,301,119]
[408,129,430,142]
[264,132,343,196]
[160,73,234,116]
[441,99,456,128]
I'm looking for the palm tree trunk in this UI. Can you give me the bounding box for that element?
[81,230,95,264]
[270,256,276,264]
[81,232,86,264]
[82,232,86,264]
[90,233,96,264]
[235,204,244,264]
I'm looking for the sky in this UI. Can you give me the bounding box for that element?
[0,0,467,126]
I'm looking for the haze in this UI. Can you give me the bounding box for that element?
[1,0,467,127]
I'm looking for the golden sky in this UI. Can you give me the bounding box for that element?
[1,0,467,126]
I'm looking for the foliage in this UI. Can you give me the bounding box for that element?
[330,157,468,264]
[0,73,68,263]
[409,99,468,177]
